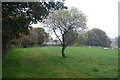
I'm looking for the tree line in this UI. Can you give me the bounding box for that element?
[2,1,67,56]
[2,1,112,58]
[10,27,49,48]
[61,28,111,47]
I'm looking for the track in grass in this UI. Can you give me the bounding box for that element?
[2,46,118,78]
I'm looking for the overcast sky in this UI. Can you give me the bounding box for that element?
[65,0,119,38]
[31,0,119,39]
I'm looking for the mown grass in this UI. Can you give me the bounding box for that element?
[2,46,118,78]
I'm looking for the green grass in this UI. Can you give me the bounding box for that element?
[2,46,118,78]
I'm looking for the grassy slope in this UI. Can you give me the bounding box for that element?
[2,46,118,78]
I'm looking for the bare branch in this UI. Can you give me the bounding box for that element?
[58,27,64,35]
[53,28,63,44]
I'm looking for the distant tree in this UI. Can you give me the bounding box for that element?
[10,28,50,47]
[20,33,33,47]
[86,28,111,47]
[28,29,39,46]
[75,32,88,45]
[10,33,33,48]
[35,27,49,45]
[10,29,38,47]
[45,8,87,58]
[65,29,78,45]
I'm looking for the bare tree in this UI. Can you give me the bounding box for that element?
[44,8,87,58]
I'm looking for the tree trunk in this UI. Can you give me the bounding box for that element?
[61,33,67,58]
[61,46,67,58]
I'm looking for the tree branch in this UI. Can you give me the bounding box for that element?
[58,27,64,35]
[53,28,62,44]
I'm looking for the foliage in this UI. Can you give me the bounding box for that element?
[2,2,67,39]
[10,32,36,47]
[74,32,88,45]
[28,29,38,45]
[10,28,49,47]
[64,30,78,45]
[2,2,67,54]
[86,28,111,47]
[45,7,87,57]
[35,28,49,45]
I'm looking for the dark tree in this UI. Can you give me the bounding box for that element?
[2,2,67,54]
[35,27,49,45]
[86,28,111,47]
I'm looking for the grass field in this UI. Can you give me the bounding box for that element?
[2,46,118,78]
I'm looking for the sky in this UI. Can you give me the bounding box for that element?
[31,0,119,39]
